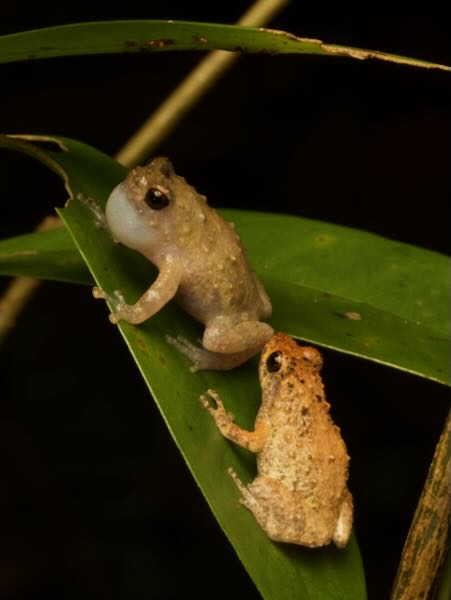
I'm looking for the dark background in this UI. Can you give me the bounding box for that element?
[1,2,450,599]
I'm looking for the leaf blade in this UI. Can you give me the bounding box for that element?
[0,20,449,71]
[0,227,91,284]
[225,211,451,385]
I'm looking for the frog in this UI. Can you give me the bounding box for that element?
[201,332,353,547]
[91,157,273,371]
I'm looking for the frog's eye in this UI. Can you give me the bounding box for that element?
[266,351,282,373]
[144,187,170,210]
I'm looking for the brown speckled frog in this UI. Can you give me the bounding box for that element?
[201,332,353,548]
[92,157,273,371]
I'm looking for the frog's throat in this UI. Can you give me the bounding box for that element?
[106,182,156,251]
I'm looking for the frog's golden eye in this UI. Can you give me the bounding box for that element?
[144,187,170,210]
[266,351,282,373]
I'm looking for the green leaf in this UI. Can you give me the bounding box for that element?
[226,212,451,386]
[0,20,449,71]
[0,227,91,284]
[0,134,367,599]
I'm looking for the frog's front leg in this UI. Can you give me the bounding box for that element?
[94,258,183,324]
[200,389,268,453]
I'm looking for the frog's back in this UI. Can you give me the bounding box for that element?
[176,203,271,322]
[258,414,349,497]
[256,360,350,505]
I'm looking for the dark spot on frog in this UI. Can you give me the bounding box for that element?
[301,407,309,416]
[300,379,305,384]
[294,340,303,349]
[316,394,322,402]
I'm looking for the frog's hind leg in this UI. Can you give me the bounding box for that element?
[228,471,306,544]
[166,335,256,371]
[167,311,273,370]
[203,313,273,354]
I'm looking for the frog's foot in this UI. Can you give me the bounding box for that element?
[77,193,108,230]
[200,389,227,418]
[166,335,255,371]
[227,467,258,512]
[93,287,127,324]
[200,389,235,429]
[229,473,309,544]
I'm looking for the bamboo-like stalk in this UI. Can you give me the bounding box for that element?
[115,0,290,167]
[391,408,451,600]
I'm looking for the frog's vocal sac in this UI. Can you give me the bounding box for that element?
[92,157,273,371]
[201,333,353,548]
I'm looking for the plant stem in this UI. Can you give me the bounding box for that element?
[115,0,290,167]
[391,408,451,600]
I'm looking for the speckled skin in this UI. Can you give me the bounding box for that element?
[201,333,353,548]
[93,157,273,370]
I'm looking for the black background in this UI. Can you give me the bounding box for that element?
[1,2,450,599]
